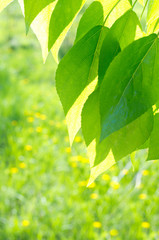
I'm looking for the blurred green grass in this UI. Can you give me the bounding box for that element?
[0,2,159,240]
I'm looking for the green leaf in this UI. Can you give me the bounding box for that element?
[107,10,141,50]
[82,89,153,168]
[56,26,108,144]
[18,0,56,62]
[105,0,131,28]
[98,34,121,84]
[148,113,159,160]
[48,0,84,51]
[55,0,132,144]
[147,18,159,34]
[100,34,159,141]
[99,10,140,84]
[74,1,104,44]
[0,0,13,12]
[24,0,55,33]
[147,0,159,25]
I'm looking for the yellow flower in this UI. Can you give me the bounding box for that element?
[35,112,41,118]
[93,221,102,228]
[70,162,77,168]
[77,156,89,163]
[90,193,98,199]
[63,119,67,125]
[65,147,71,153]
[142,170,149,176]
[25,145,32,151]
[22,220,30,227]
[102,174,110,181]
[110,229,119,237]
[110,166,116,172]
[80,157,89,164]
[78,181,88,187]
[110,181,120,190]
[10,168,18,174]
[11,120,17,126]
[22,78,28,84]
[19,163,26,169]
[36,126,42,133]
[40,114,46,120]
[87,182,96,189]
[74,136,82,143]
[71,156,89,163]
[141,222,150,229]
[122,169,129,175]
[27,117,34,123]
[139,193,147,200]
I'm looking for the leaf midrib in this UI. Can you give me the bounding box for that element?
[108,36,158,125]
[87,0,122,84]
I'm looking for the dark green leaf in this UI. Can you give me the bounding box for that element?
[99,10,140,84]
[100,34,159,141]
[82,89,153,167]
[75,1,104,44]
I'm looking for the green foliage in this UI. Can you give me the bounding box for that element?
[48,0,84,50]
[24,0,55,32]
[0,0,159,183]
[0,0,13,12]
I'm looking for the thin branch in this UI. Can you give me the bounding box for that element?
[140,0,149,20]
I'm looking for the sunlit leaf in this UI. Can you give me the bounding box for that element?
[48,0,86,58]
[82,89,153,171]
[56,26,108,144]
[147,18,159,34]
[23,0,56,33]
[0,0,14,12]
[105,0,131,27]
[100,34,159,141]
[147,0,159,25]
[99,9,140,84]
[74,1,104,44]
[18,0,56,62]
[138,0,144,6]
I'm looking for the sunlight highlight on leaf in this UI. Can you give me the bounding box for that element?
[0,0,13,12]
[19,0,56,62]
[105,0,131,27]
[87,150,116,186]
[66,79,97,145]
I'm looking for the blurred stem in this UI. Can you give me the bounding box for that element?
[140,0,149,20]
[132,0,138,8]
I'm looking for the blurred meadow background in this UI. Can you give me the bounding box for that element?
[0,1,159,240]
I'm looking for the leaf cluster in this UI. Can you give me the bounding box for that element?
[0,0,159,183]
